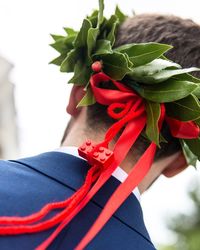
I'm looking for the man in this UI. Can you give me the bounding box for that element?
[0,9,199,250]
[62,13,200,190]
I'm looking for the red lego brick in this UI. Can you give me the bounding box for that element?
[78,140,114,168]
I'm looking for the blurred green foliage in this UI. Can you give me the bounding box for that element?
[159,183,200,250]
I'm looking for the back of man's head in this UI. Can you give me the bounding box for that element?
[85,14,200,163]
[116,14,200,76]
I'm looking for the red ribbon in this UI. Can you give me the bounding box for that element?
[90,72,199,140]
[165,116,200,139]
[36,72,199,250]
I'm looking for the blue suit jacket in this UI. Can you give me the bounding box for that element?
[0,152,156,250]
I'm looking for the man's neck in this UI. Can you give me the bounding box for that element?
[61,115,166,194]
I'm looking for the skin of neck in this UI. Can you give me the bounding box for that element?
[62,107,183,194]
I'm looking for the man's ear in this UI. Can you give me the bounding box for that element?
[66,85,85,117]
[162,152,188,178]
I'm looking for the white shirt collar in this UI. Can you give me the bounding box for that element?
[54,146,140,202]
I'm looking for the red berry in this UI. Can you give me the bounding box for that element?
[91,61,102,72]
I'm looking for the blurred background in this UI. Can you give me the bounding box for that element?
[0,0,199,249]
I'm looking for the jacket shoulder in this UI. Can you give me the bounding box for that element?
[0,155,156,250]
[0,159,74,216]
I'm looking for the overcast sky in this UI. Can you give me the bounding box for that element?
[0,0,199,246]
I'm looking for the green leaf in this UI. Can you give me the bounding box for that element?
[166,94,200,121]
[106,15,119,46]
[193,86,200,99]
[50,40,70,54]
[116,43,173,66]
[98,0,104,27]
[115,5,127,23]
[60,49,79,72]
[131,79,198,103]
[87,27,99,57]
[180,139,198,166]
[63,27,77,36]
[50,36,75,53]
[131,45,172,66]
[139,58,181,73]
[128,59,181,83]
[69,61,91,86]
[173,72,200,83]
[93,39,112,56]
[172,73,200,98]
[50,34,65,42]
[49,53,68,66]
[145,101,161,146]
[87,10,99,28]
[143,68,200,84]
[100,52,131,80]
[89,10,99,18]
[89,9,99,18]
[184,137,200,159]
[124,53,134,68]
[77,87,96,107]
[74,19,92,48]
[86,1,104,55]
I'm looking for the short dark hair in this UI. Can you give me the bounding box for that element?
[87,14,200,160]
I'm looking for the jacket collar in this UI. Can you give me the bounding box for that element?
[13,152,152,244]
[55,146,141,201]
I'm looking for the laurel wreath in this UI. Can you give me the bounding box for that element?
[50,0,200,167]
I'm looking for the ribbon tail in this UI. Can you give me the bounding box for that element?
[35,114,146,250]
[75,142,157,250]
